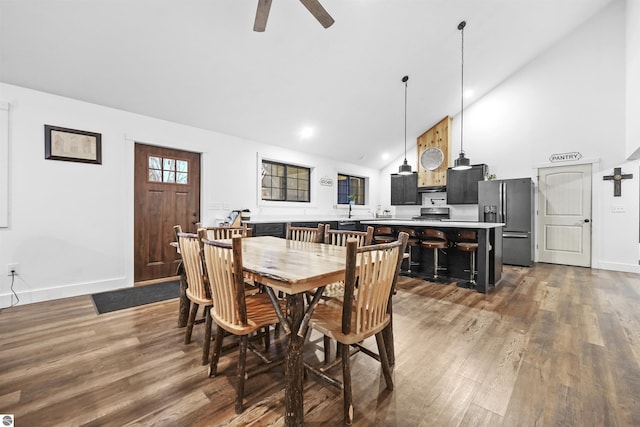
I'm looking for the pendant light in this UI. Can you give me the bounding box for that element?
[398,75,412,175]
[453,20,472,170]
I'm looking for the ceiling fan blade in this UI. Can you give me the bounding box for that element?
[299,0,335,28]
[253,0,272,32]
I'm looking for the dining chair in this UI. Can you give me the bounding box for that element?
[200,225,252,240]
[177,232,213,365]
[318,225,375,361]
[202,235,286,414]
[309,232,408,425]
[173,224,191,328]
[286,223,325,243]
[324,224,374,247]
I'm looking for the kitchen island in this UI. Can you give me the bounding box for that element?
[362,220,504,293]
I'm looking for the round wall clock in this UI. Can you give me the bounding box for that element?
[420,147,444,171]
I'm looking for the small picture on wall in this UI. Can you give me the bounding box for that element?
[44,125,102,164]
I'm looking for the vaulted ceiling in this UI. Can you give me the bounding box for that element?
[0,0,614,170]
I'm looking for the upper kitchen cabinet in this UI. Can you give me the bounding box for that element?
[391,172,421,205]
[417,116,451,192]
[446,164,487,204]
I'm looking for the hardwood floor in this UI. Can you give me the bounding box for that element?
[2,263,640,426]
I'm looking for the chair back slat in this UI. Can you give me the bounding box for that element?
[200,226,252,240]
[324,225,373,247]
[202,235,248,327]
[342,233,408,336]
[177,232,208,300]
[286,223,325,243]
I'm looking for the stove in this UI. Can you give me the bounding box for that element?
[412,207,450,221]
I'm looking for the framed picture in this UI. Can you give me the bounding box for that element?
[44,125,102,164]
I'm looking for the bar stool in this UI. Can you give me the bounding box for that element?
[373,226,395,244]
[418,229,449,281]
[397,227,419,273]
[455,230,487,289]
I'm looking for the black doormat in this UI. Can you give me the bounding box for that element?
[91,280,180,314]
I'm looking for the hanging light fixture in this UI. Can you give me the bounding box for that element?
[398,75,412,175]
[453,20,472,170]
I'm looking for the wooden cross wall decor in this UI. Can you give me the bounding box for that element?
[603,167,633,197]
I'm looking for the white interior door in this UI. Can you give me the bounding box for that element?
[537,163,592,267]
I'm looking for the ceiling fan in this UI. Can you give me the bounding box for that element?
[253,0,335,32]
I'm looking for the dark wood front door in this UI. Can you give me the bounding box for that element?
[134,143,201,282]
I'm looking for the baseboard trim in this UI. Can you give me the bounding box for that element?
[0,277,129,308]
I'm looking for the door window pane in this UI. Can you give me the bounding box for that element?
[148,156,189,185]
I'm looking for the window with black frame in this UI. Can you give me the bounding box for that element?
[261,160,310,202]
[337,174,365,205]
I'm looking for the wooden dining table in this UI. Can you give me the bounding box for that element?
[240,236,348,426]
[174,234,398,425]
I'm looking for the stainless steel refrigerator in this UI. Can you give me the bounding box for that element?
[478,178,534,266]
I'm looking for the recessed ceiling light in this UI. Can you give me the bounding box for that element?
[464,89,474,99]
[381,152,390,160]
[299,126,314,139]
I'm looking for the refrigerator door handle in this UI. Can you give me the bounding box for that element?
[503,231,529,238]
[502,182,507,224]
[498,182,505,223]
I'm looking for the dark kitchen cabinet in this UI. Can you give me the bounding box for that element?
[391,172,421,205]
[446,164,487,204]
[251,222,285,237]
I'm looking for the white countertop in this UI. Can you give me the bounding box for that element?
[361,219,505,229]
[244,217,370,224]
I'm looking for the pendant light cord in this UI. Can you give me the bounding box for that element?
[460,21,465,154]
[404,78,408,161]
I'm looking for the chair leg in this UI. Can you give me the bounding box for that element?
[236,335,248,414]
[185,302,199,344]
[202,306,212,365]
[323,335,332,363]
[341,343,354,425]
[263,326,270,351]
[375,332,394,391]
[208,326,225,377]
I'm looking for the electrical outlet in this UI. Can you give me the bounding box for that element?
[7,263,19,276]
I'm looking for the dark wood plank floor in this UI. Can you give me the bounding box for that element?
[2,263,640,426]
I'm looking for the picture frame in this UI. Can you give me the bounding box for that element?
[44,125,102,164]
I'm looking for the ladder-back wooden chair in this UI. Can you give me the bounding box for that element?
[202,235,286,414]
[309,232,408,425]
[286,223,325,243]
[177,232,213,365]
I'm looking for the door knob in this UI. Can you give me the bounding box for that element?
[584,219,590,223]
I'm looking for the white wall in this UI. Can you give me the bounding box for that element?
[381,0,638,272]
[0,83,381,306]
[626,0,640,158]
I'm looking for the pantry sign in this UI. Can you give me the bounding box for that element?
[549,152,582,162]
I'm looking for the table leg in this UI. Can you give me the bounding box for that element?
[284,293,305,427]
[177,262,189,328]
